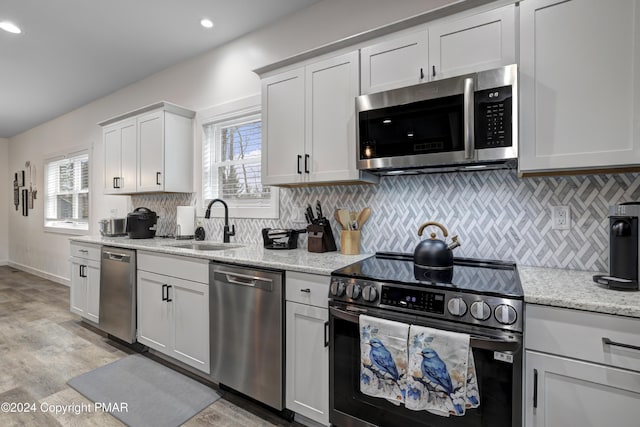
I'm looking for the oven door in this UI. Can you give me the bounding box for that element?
[329,303,522,427]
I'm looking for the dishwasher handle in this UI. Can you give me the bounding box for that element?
[103,251,131,263]
[213,270,273,291]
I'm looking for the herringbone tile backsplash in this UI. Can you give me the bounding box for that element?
[132,170,640,272]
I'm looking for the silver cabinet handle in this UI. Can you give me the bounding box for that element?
[602,337,640,352]
[79,249,89,253]
[463,77,475,160]
[300,288,311,293]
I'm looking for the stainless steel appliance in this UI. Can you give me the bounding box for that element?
[329,252,523,427]
[98,218,127,236]
[99,246,137,343]
[126,207,158,239]
[356,64,518,174]
[593,202,640,290]
[209,262,284,410]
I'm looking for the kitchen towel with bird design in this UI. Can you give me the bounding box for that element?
[405,325,479,416]
[359,314,409,405]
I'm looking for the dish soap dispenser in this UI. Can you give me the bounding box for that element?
[195,221,205,241]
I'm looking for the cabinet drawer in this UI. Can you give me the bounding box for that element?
[70,242,101,261]
[138,251,209,284]
[526,304,640,372]
[286,271,329,308]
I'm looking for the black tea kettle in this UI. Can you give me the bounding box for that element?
[413,221,461,274]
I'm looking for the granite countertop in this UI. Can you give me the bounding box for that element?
[70,235,371,276]
[71,236,640,318]
[520,265,640,318]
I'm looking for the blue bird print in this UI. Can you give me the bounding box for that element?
[369,338,399,382]
[420,348,453,395]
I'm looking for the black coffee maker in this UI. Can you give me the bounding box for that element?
[593,202,639,290]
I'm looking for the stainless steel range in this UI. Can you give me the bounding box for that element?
[328,252,524,427]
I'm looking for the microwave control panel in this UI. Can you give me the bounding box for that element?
[475,85,512,149]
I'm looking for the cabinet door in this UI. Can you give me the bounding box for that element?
[285,301,329,426]
[137,271,171,352]
[429,4,516,80]
[261,68,305,186]
[171,278,210,373]
[525,350,640,427]
[305,51,360,183]
[103,118,137,194]
[360,32,428,94]
[84,260,100,324]
[137,110,165,192]
[69,258,86,316]
[519,0,640,172]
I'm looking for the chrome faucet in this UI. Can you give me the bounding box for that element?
[204,198,236,243]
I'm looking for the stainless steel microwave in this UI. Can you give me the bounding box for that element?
[356,64,518,174]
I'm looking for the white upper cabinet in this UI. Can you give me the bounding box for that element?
[519,0,640,173]
[261,51,377,186]
[360,32,429,94]
[100,102,195,194]
[429,4,516,80]
[103,118,137,194]
[359,4,516,94]
[262,68,306,185]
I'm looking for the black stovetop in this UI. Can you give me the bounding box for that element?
[332,252,524,299]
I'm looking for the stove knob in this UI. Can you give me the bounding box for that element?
[362,285,378,302]
[330,280,345,297]
[494,304,517,325]
[346,283,361,300]
[470,301,491,321]
[447,298,468,317]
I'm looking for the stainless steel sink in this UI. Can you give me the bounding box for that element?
[165,243,243,251]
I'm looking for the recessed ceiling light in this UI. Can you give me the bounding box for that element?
[0,21,22,34]
[200,18,214,29]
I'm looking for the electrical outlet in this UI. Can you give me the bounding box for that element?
[551,206,570,230]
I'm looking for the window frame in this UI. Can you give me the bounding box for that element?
[43,148,90,235]
[198,94,279,219]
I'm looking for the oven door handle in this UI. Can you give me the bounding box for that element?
[329,306,521,352]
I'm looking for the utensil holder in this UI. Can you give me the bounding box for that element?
[307,223,337,253]
[340,230,361,255]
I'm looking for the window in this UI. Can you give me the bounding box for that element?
[201,96,278,218]
[44,150,89,232]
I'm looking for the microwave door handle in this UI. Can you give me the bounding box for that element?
[463,77,475,160]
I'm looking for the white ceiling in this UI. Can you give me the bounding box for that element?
[0,0,320,138]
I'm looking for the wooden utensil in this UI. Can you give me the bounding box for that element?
[356,207,371,229]
[338,209,351,230]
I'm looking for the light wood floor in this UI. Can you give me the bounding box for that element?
[0,266,301,427]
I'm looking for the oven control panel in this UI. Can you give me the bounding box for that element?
[329,277,523,332]
[380,286,445,314]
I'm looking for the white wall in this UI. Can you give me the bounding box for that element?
[0,138,8,264]
[6,0,456,283]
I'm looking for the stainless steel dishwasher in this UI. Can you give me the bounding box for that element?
[209,262,284,410]
[99,246,136,343]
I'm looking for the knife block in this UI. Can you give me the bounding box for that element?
[307,223,337,253]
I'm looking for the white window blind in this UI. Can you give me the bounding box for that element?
[202,102,278,219]
[45,151,89,231]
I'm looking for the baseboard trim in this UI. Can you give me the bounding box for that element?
[0,259,8,266]
[7,261,70,287]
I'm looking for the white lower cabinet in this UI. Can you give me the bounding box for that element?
[525,304,640,426]
[137,269,209,374]
[69,243,101,323]
[525,350,640,427]
[285,272,329,426]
